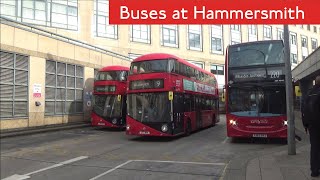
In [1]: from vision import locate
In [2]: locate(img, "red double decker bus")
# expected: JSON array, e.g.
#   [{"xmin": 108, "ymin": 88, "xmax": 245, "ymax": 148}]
[
  {"xmin": 225, "ymin": 40, "xmax": 287, "ymax": 139},
  {"xmin": 126, "ymin": 53, "xmax": 219, "ymax": 137},
  {"xmin": 91, "ymin": 66, "xmax": 129, "ymax": 128}
]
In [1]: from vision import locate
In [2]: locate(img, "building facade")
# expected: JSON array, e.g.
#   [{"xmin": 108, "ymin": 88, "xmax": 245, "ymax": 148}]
[{"xmin": 1, "ymin": 0, "xmax": 320, "ymax": 130}]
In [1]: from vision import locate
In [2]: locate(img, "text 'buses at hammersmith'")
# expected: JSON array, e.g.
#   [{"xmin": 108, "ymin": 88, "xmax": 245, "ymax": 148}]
[
  {"xmin": 91, "ymin": 66, "xmax": 129, "ymax": 128},
  {"xmin": 225, "ymin": 40, "xmax": 287, "ymax": 139},
  {"xmin": 126, "ymin": 53, "xmax": 219, "ymax": 137}
]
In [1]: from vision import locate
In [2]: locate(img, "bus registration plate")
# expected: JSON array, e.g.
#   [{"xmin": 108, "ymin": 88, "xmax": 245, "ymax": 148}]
[{"xmin": 253, "ymin": 134, "xmax": 267, "ymax": 138}]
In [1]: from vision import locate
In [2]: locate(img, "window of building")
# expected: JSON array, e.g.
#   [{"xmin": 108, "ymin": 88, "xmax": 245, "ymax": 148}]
[
  {"xmin": 277, "ymin": 28, "xmax": 284, "ymax": 40},
  {"xmin": 311, "ymin": 38, "xmax": 318, "ymax": 50},
  {"xmin": 314, "ymin": 26, "xmax": 318, "ymax": 33},
  {"xmin": 45, "ymin": 60, "xmax": 84, "ymax": 115},
  {"xmin": 290, "ymin": 33, "xmax": 297, "ymax": 45},
  {"xmin": 301, "ymin": 36, "xmax": 308, "ymax": 47},
  {"xmin": 211, "ymin": 25, "xmax": 223, "ymax": 53},
  {"xmin": 248, "ymin": 25, "xmax": 257, "ymax": 35},
  {"xmin": 161, "ymin": 25, "xmax": 178, "ymax": 48},
  {"xmin": 210, "ymin": 65, "xmax": 224, "ymax": 75},
  {"xmin": 187, "ymin": 25, "xmax": 202, "ymax": 51},
  {"xmin": 50, "ymin": 0, "xmax": 78, "ymax": 30},
  {"xmin": 307, "ymin": 25, "xmax": 310, "ymax": 31},
  {"xmin": 290, "ymin": 53, "xmax": 297, "ymax": 64},
  {"xmin": 263, "ymin": 25, "xmax": 272, "ymax": 39},
  {"xmin": 230, "ymin": 25, "xmax": 240, "ymax": 31},
  {"xmin": 248, "ymin": 25, "xmax": 258, "ymax": 42},
  {"xmin": 0, "ymin": 51, "xmax": 29, "ymax": 118},
  {"xmin": 1, "ymin": 0, "xmax": 79, "ymax": 30},
  {"xmin": 230, "ymin": 25, "xmax": 241, "ymax": 45},
  {"xmin": 21, "ymin": 0, "xmax": 47, "ymax": 25},
  {"xmin": 130, "ymin": 25, "xmax": 151, "ymax": 44},
  {"xmin": 93, "ymin": 0, "xmax": 117, "ymax": 39},
  {"xmin": 0, "ymin": 0, "xmax": 17, "ymax": 20}
]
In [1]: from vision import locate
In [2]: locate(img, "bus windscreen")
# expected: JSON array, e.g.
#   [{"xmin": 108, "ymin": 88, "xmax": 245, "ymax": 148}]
[
  {"xmin": 228, "ymin": 86, "xmax": 286, "ymax": 117},
  {"xmin": 127, "ymin": 92, "xmax": 171, "ymax": 123},
  {"xmin": 129, "ymin": 59, "xmax": 170, "ymax": 74}
]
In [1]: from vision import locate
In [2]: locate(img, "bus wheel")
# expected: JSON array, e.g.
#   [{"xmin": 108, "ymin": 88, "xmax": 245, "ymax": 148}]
[
  {"xmin": 211, "ymin": 116, "xmax": 216, "ymax": 127},
  {"xmin": 185, "ymin": 120, "xmax": 191, "ymax": 136}
]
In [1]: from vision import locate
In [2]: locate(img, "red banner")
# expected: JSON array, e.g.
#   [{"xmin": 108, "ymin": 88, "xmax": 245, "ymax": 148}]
[{"xmin": 109, "ymin": 0, "xmax": 319, "ymax": 24}]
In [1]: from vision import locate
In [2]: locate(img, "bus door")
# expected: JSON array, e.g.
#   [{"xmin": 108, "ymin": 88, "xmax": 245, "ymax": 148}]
[
  {"xmin": 195, "ymin": 96, "xmax": 202, "ymax": 129},
  {"xmin": 172, "ymin": 93, "xmax": 184, "ymax": 134}
]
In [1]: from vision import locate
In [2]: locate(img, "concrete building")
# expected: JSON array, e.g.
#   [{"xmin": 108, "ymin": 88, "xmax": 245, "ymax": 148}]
[{"xmin": 1, "ymin": 0, "xmax": 320, "ymax": 130}]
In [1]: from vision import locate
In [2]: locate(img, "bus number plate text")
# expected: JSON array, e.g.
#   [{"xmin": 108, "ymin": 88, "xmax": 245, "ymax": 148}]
[{"xmin": 253, "ymin": 134, "xmax": 267, "ymax": 138}]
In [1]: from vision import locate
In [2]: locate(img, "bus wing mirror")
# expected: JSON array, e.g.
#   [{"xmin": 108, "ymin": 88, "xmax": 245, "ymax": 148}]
[{"xmin": 222, "ymin": 87, "xmax": 226, "ymax": 102}]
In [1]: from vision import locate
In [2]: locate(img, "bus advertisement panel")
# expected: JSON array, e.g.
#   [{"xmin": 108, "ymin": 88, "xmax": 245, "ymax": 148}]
[
  {"xmin": 126, "ymin": 53, "xmax": 219, "ymax": 137},
  {"xmin": 91, "ymin": 66, "xmax": 129, "ymax": 128},
  {"xmin": 225, "ymin": 40, "xmax": 287, "ymax": 139}
]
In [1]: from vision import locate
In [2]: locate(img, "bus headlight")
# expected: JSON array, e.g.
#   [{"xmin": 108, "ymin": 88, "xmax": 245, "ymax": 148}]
[
  {"xmin": 283, "ymin": 120, "xmax": 288, "ymax": 126},
  {"xmin": 126, "ymin": 125, "xmax": 130, "ymax": 130},
  {"xmin": 229, "ymin": 120, "xmax": 237, "ymax": 126},
  {"xmin": 161, "ymin": 124, "xmax": 168, "ymax": 132},
  {"xmin": 112, "ymin": 118, "xmax": 117, "ymax": 124}
]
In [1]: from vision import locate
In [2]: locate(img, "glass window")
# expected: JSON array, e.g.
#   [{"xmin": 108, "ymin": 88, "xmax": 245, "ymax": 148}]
[
  {"xmin": 93, "ymin": 0, "xmax": 117, "ymax": 39},
  {"xmin": 230, "ymin": 25, "xmax": 241, "ymax": 44},
  {"xmin": 229, "ymin": 41, "xmax": 284, "ymax": 67},
  {"xmin": 230, "ymin": 25, "xmax": 240, "ymax": 31},
  {"xmin": 301, "ymin": 36, "xmax": 308, "ymax": 47},
  {"xmin": 161, "ymin": 25, "xmax": 178, "ymax": 47},
  {"xmin": 0, "ymin": 51, "xmax": 29, "ymax": 118},
  {"xmin": 210, "ymin": 65, "xmax": 224, "ymax": 75},
  {"xmin": 45, "ymin": 60, "xmax": 83, "ymax": 115},
  {"xmin": 290, "ymin": 53, "xmax": 297, "ymax": 64},
  {"xmin": 130, "ymin": 25, "xmax": 151, "ymax": 44},
  {"xmin": 188, "ymin": 60, "xmax": 204, "ymax": 69},
  {"xmin": 187, "ymin": 25, "xmax": 202, "ymax": 51},
  {"xmin": 290, "ymin": 33, "xmax": 297, "ymax": 45},
  {"xmin": 130, "ymin": 59, "xmax": 169, "ymax": 75},
  {"xmin": 51, "ymin": 0, "xmax": 78, "ymax": 30},
  {"xmin": 211, "ymin": 25, "xmax": 223, "ymax": 53},
  {"xmin": 311, "ymin": 38, "xmax": 318, "ymax": 50},
  {"xmin": 263, "ymin": 25, "xmax": 272, "ymax": 39},
  {"xmin": 277, "ymin": 28, "xmax": 284, "ymax": 40},
  {"xmin": 0, "ymin": 0, "xmax": 17, "ymax": 19}
]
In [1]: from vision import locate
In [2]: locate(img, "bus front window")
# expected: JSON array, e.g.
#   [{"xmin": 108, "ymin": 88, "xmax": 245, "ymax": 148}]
[
  {"xmin": 130, "ymin": 60, "xmax": 169, "ymax": 75},
  {"xmin": 127, "ymin": 93, "xmax": 170, "ymax": 123},
  {"xmin": 229, "ymin": 87, "xmax": 286, "ymax": 117},
  {"xmin": 93, "ymin": 95, "xmax": 122, "ymax": 118}
]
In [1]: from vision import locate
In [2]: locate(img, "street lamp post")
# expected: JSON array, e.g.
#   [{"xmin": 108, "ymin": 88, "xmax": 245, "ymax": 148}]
[{"xmin": 283, "ymin": 24, "xmax": 296, "ymax": 155}]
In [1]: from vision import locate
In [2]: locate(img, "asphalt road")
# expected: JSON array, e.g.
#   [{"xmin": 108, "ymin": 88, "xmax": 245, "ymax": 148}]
[{"xmin": 0, "ymin": 115, "xmax": 287, "ymax": 180}]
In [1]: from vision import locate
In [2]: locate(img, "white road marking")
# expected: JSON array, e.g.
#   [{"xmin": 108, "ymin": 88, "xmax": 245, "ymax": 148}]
[
  {"xmin": 222, "ymin": 137, "xmax": 229, "ymax": 144},
  {"xmin": 89, "ymin": 160, "xmax": 133, "ymax": 180},
  {"xmin": 89, "ymin": 159, "xmax": 226, "ymax": 180},
  {"xmin": 2, "ymin": 174, "xmax": 30, "ymax": 180},
  {"xmin": 133, "ymin": 159, "xmax": 226, "ymax": 166},
  {"xmin": 2, "ymin": 156, "xmax": 88, "ymax": 180}
]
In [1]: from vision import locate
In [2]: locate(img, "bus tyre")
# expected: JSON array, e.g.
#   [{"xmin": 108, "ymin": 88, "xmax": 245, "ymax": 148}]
[
  {"xmin": 211, "ymin": 116, "xmax": 216, "ymax": 127},
  {"xmin": 185, "ymin": 121, "xmax": 191, "ymax": 136}
]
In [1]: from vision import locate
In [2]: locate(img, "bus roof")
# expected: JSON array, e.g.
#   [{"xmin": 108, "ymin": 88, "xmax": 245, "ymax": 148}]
[
  {"xmin": 99, "ymin": 65, "xmax": 130, "ymax": 72},
  {"xmin": 133, "ymin": 53, "xmax": 215, "ymax": 78},
  {"xmin": 227, "ymin": 40, "xmax": 284, "ymax": 49}
]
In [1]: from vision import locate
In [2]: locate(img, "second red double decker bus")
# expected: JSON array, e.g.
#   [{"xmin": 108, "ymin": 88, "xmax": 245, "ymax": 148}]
[
  {"xmin": 225, "ymin": 40, "xmax": 287, "ymax": 139},
  {"xmin": 126, "ymin": 53, "xmax": 219, "ymax": 137},
  {"xmin": 91, "ymin": 66, "xmax": 129, "ymax": 128}
]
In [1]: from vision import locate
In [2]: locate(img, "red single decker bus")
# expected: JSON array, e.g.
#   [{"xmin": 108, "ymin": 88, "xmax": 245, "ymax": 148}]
[
  {"xmin": 91, "ymin": 66, "xmax": 129, "ymax": 128},
  {"xmin": 225, "ymin": 40, "xmax": 287, "ymax": 139},
  {"xmin": 126, "ymin": 53, "xmax": 219, "ymax": 137}
]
